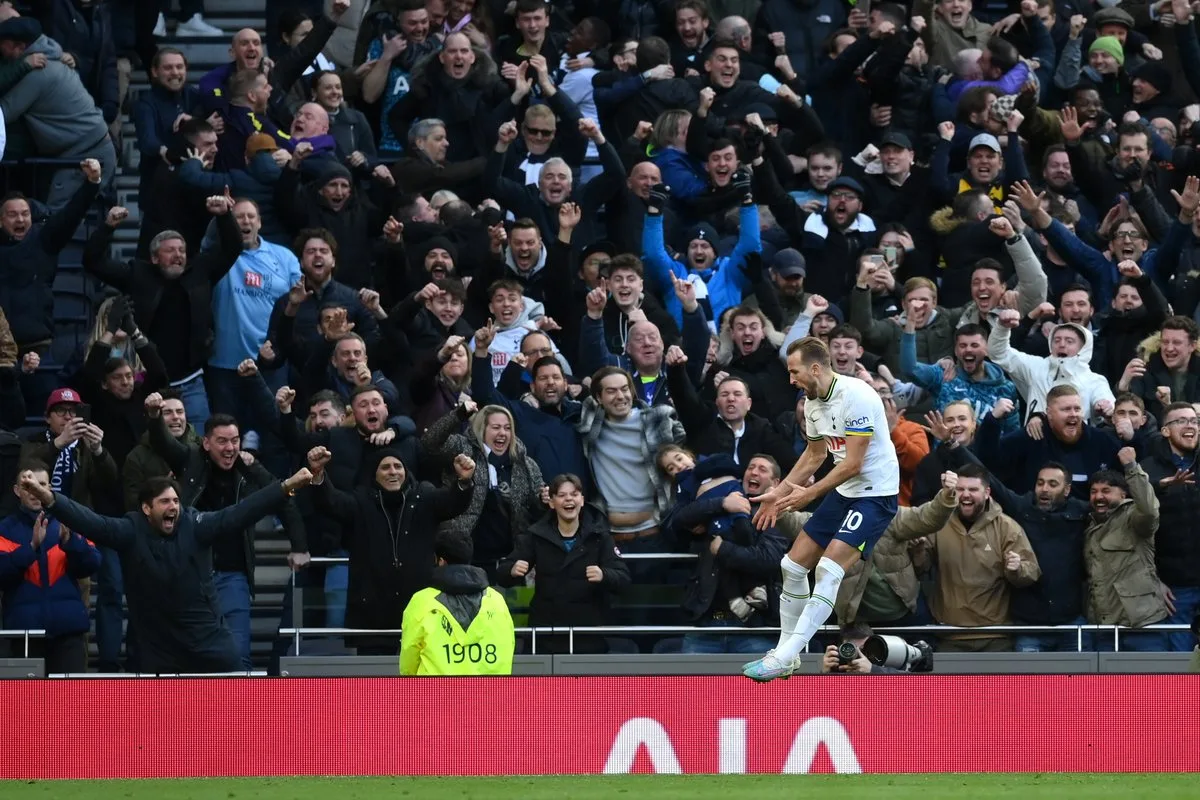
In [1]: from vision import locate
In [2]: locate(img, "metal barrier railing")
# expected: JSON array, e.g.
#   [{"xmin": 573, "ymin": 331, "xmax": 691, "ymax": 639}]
[
  {"xmin": 278, "ymin": 623, "xmax": 1194, "ymax": 657},
  {"xmin": 0, "ymin": 629, "xmax": 45, "ymax": 658}
]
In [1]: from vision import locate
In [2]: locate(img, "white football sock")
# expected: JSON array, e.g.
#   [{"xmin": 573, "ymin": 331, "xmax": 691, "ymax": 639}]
[
  {"xmin": 776, "ymin": 556, "xmax": 810, "ymax": 649},
  {"xmin": 775, "ymin": 556, "xmax": 845, "ymax": 662}
]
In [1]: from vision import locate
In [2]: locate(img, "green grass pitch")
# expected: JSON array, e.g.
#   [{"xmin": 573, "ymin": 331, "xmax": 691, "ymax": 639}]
[{"xmin": 5, "ymin": 774, "xmax": 1196, "ymax": 799}]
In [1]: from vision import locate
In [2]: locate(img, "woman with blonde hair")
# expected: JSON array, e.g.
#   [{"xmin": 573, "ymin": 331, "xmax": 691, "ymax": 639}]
[
  {"xmin": 420, "ymin": 399, "xmax": 545, "ymax": 583},
  {"xmin": 85, "ymin": 296, "xmax": 144, "ymax": 376}
]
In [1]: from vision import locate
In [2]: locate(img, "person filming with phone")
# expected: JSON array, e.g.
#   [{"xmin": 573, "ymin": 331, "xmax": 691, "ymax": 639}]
[{"xmin": 18, "ymin": 388, "xmax": 118, "ymax": 517}]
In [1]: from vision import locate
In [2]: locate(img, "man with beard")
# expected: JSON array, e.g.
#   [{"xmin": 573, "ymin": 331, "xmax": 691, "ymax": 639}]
[
  {"xmin": 754, "ymin": 159, "xmax": 878, "ymax": 305},
  {"xmin": 19, "ymin": 466, "xmax": 316, "ymax": 673},
  {"xmin": 1129, "ymin": 317, "xmax": 1200, "ymax": 421},
  {"xmin": 989, "ymin": 308, "xmax": 1114, "ymax": 424},
  {"xmin": 473, "ymin": 353, "xmax": 589, "ymax": 487},
  {"xmin": 891, "ymin": 463, "xmax": 1038, "ymax": 652},
  {"xmin": 1140, "ymin": 402, "xmax": 1200, "ymax": 650},
  {"xmin": 921, "ymin": 0, "xmax": 991, "ymax": 72},
  {"xmin": 668, "ymin": 0, "xmax": 711, "ymax": 76},
  {"xmin": 957, "ymin": 454, "xmax": 1089, "ymax": 651},
  {"xmin": 666, "ymin": 454, "xmax": 789, "ymax": 654},
  {"xmin": 266, "ymin": 228, "xmax": 382, "ymax": 370},
  {"xmin": 277, "ymin": 383, "xmax": 417, "ymax": 491},
  {"xmin": 666, "ymin": 346, "xmax": 796, "ymax": 470},
  {"xmin": 132, "ymin": 47, "xmax": 206, "ymax": 206},
  {"xmin": 486, "ymin": 118, "xmax": 623, "ymax": 244},
  {"xmin": 932, "ymin": 123, "xmax": 1028, "ymax": 209},
  {"xmin": 901, "ymin": 322, "xmax": 1020, "ymax": 433},
  {"xmin": 84, "ymin": 192, "xmax": 243, "ymax": 430},
  {"xmin": 145, "ymin": 396, "xmax": 308, "ymax": 670},
  {"xmin": 276, "ymin": 146, "xmax": 393, "ymax": 289},
  {"xmin": 1083, "ymin": 448, "xmax": 1169, "ymax": 651},
  {"xmin": 977, "ymin": 387, "xmax": 1127, "ymax": 501},
  {"xmin": 576, "ymin": 366, "xmax": 684, "ymax": 561},
  {"xmin": 705, "ymin": 305, "xmax": 791, "ymax": 422},
  {"xmin": 1039, "ymin": 145, "xmax": 1097, "ymax": 234}
]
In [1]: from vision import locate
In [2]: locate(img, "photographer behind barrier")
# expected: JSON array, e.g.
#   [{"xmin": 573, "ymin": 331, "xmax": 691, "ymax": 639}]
[{"xmin": 821, "ymin": 622, "xmax": 933, "ymax": 674}]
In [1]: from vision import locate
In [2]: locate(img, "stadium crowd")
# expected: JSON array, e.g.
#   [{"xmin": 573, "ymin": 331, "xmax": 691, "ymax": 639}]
[{"xmin": 2, "ymin": 0, "xmax": 1200, "ymax": 673}]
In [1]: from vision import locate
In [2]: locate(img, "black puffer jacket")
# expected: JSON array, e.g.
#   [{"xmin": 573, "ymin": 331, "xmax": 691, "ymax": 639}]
[
  {"xmin": 312, "ymin": 457, "xmax": 472, "ymax": 633},
  {"xmin": 498, "ymin": 507, "xmax": 630, "ymax": 632},
  {"xmin": 1140, "ymin": 436, "xmax": 1200, "ymax": 588}
]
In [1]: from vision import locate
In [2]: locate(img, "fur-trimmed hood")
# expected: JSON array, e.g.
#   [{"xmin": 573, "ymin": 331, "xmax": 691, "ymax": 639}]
[
  {"xmin": 1137, "ymin": 331, "xmax": 1200, "ymax": 360},
  {"xmin": 715, "ymin": 308, "xmax": 785, "ymax": 367},
  {"xmin": 929, "ymin": 206, "xmax": 962, "ymax": 235}
]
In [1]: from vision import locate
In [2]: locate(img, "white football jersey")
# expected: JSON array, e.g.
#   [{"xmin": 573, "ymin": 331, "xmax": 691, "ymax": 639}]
[{"xmin": 804, "ymin": 375, "xmax": 900, "ymax": 498}]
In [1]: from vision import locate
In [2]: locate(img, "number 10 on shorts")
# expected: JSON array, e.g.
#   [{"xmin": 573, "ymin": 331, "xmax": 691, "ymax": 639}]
[{"xmin": 838, "ymin": 510, "xmax": 863, "ymax": 534}]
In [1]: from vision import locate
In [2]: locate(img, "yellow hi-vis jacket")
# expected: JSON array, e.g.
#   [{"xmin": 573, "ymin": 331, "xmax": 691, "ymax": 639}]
[{"xmin": 399, "ymin": 584, "xmax": 515, "ymax": 676}]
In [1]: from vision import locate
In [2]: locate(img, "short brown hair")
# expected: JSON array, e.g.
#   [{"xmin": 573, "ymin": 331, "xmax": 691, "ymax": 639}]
[
  {"xmin": 903, "ymin": 277, "xmax": 937, "ymax": 299},
  {"xmin": 828, "ymin": 324, "xmax": 862, "ymax": 345},
  {"xmin": 1046, "ymin": 384, "xmax": 1080, "ymax": 404},
  {"xmin": 590, "ymin": 366, "xmax": 636, "ymax": 400},
  {"xmin": 1161, "ymin": 315, "xmax": 1200, "ymax": 342},
  {"xmin": 1161, "ymin": 401, "xmax": 1196, "ymax": 422},
  {"xmin": 487, "ymin": 279, "xmax": 525, "ymax": 299},
  {"xmin": 1114, "ymin": 391, "xmax": 1145, "ymax": 411},
  {"xmin": 786, "ymin": 336, "xmax": 831, "ymax": 366},
  {"xmin": 606, "ymin": 253, "xmax": 644, "ymax": 278},
  {"xmin": 294, "ymin": 227, "xmax": 338, "ymax": 259}
]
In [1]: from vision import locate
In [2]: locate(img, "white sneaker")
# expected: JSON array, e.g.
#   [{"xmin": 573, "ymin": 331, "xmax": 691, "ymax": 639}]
[
  {"xmin": 153, "ymin": 12, "xmax": 167, "ymax": 38},
  {"xmin": 175, "ymin": 13, "xmax": 223, "ymax": 36}
]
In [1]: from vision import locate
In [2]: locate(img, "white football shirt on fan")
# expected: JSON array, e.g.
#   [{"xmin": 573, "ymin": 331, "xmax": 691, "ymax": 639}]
[{"xmin": 804, "ymin": 374, "xmax": 900, "ymax": 498}]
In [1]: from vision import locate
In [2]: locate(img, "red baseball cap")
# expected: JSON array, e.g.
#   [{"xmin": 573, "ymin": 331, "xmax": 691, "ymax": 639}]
[{"xmin": 45, "ymin": 387, "xmax": 83, "ymax": 413}]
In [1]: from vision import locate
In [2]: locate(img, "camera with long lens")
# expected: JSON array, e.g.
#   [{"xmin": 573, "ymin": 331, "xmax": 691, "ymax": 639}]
[
  {"xmin": 836, "ymin": 641, "xmax": 861, "ymax": 666},
  {"xmin": 861, "ymin": 635, "xmax": 934, "ymax": 673}
]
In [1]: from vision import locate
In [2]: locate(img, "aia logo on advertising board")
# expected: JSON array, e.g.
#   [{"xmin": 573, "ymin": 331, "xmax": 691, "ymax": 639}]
[{"xmin": 603, "ymin": 716, "xmax": 860, "ymax": 774}]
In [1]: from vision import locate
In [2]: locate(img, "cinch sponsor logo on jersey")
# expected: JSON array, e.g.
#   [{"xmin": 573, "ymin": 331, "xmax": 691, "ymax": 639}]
[
  {"xmin": 244, "ymin": 271, "xmax": 263, "ymax": 289},
  {"xmin": 847, "ymin": 416, "xmax": 871, "ymax": 428}
]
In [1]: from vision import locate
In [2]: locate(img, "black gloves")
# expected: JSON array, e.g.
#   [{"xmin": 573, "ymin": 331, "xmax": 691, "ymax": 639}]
[
  {"xmin": 647, "ymin": 182, "xmax": 671, "ymax": 212},
  {"xmin": 732, "ymin": 167, "xmax": 753, "ymax": 203},
  {"xmin": 106, "ymin": 295, "xmax": 126, "ymax": 334},
  {"xmin": 120, "ymin": 296, "xmax": 137, "ymax": 335},
  {"xmin": 739, "ymin": 252, "xmax": 764, "ymax": 283}
]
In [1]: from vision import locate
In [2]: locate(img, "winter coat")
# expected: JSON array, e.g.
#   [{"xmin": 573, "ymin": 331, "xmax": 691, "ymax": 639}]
[
  {"xmin": 575, "ymin": 397, "xmax": 684, "ymax": 521},
  {"xmin": 388, "ymin": 50, "xmax": 510, "ymax": 163},
  {"xmin": 911, "ymin": 442, "xmax": 981, "ymax": 506},
  {"xmin": 122, "ymin": 427, "xmax": 202, "ymax": 512},
  {"xmin": 1089, "ymin": 274, "xmax": 1170, "ymax": 386},
  {"xmin": 83, "ymin": 214, "xmax": 244, "ymax": 381},
  {"xmin": 39, "ymin": 0, "xmax": 119, "ymax": 122},
  {"xmin": 311, "ymin": 471, "xmax": 472, "ymax": 632},
  {"xmin": 0, "ymin": 508, "xmax": 100, "ymax": 637},
  {"xmin": 148, "ymin": 416, "xmax": 307, "ymax": 591},
  {"xmin": 752, "ymin": 0, "xmax": 847, "ymax": 83},
  {"xmin": 892, "ymin": 498, "xmax": 1040, "ymax": 628},
  {"xmin": 975, "ymin": 412, "xmax": 1125, "ymax": 500},
  {"xmin": 46, "ymin": 484, "xmax": 294, "ymax": 673},
  {"xmin": 0, "ymin": 180, "xmax": 98, "ymax": 346},
  {"xmin": 852, "ymin": 292, "xmax": 956, "ymax": 375},
  {"xmin": 712, "ymin": 333, "xmax": 794, "ymax": 424},
  {"xmin": 1131, "ymin": 334, "xmax": 1200, "ymax": 422},
  {"xmin": 892, "ymin": 418, "xmax": 931, "ymax": 507},
  {"xmin": 20, "ymin": 433, "xmax": 119, "ymax": 511},
  {"xmin": 837, "ymin": 487, "xmax": 957, "ymax": 622},
  {"xmin": 132, "ymin": 82, "xmax": 205, "ymax": 188},
  {"xmin": 1084, "ymin": 462, "xmax": 1170, "ymax": 627},
  {"xmin": 988, "ymin": 321, "xmax": 1115, "ymax": 423},
  {"xmin": 667, "ymin": 494, "xmax": 789, "ymax": 624},
  {"xmin": 498, "ymin": 508, "xmax": 630, "ymax": 633},
  {"xmin": 1140, "ymin": 437, "xmax": 1200, "ymax": 588},
  {"xmin": 471, "ymin": 360, "xmax": 589, "ymax": 487},
  {"xmin": 176, "ymin": 154, "xmax": 287, "ymax": 245},
  {"xmin": 964, "ymin": 449, "xmax": 1090, "ymax": 624},
  {"xmin": 667, "ymin": 362, "xmax": 796, "ymax": 471},
  {"xmin": 419, "ymin": 405, "xmax": 546, "ymax": 542},
  {"xmin": 900, "ymin": 333, "xmax": 1021, "ymax": 435},
  {"xmin": 642, "ymin": 205, "xmax": 760, "ymax": 326}
]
